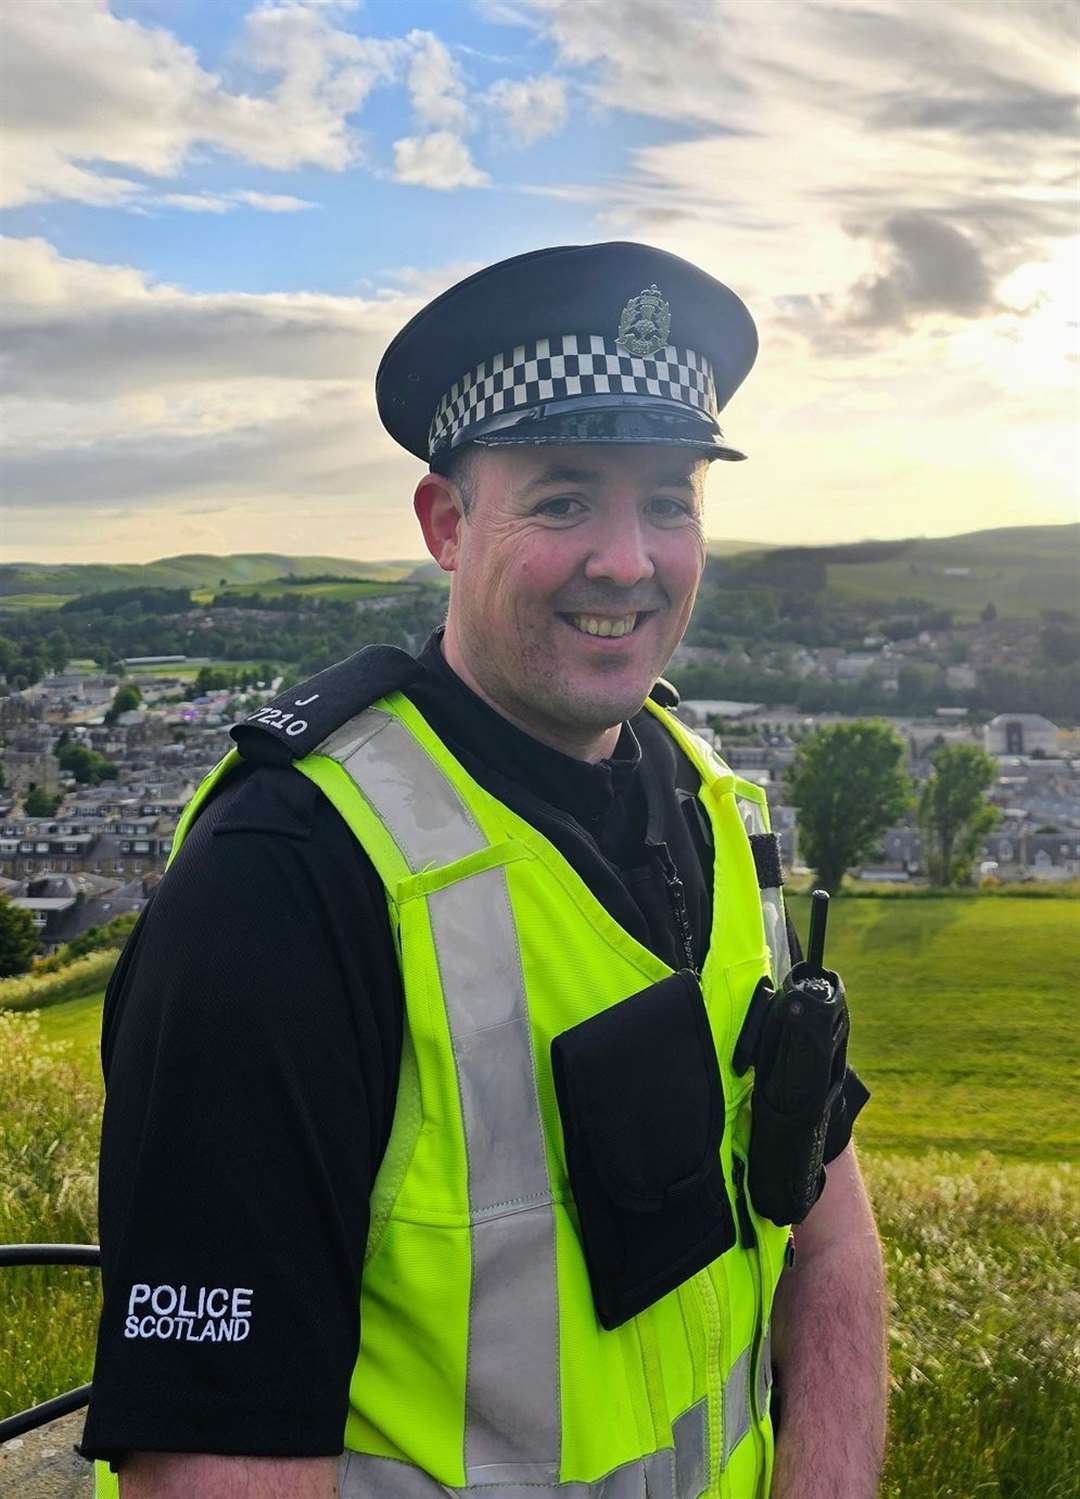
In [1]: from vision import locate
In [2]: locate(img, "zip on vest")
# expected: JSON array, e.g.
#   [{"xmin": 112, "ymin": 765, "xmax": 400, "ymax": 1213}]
[{"xmin": 651, "ymin": 840, "xmax": 698, "ymax": 974}]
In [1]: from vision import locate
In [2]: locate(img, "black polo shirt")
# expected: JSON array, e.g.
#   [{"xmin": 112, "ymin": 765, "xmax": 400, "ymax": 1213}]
[{"xmin": 81, "ymin": 634, "xmax": 866, "ymax": 1464}]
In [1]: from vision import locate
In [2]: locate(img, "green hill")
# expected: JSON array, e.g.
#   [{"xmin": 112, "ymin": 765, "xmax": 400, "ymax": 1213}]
[
  {"xmin": 820, "ymin": 524, "xmax": 1079, "ymax": 620},
  {"xmin": 723, "ymin": 523, "xmax": 1078, "ymax": 621},
  {"xmin": 3, "ymin": 523, "xmax": 1075, "ymax": 618},
  {"xmin": 0, "ymin": 553, "xmax": 419, "ymax": 606}
]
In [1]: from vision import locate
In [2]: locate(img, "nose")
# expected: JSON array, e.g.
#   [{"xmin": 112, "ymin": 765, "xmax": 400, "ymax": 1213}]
[{"xmin": 583, "ymin": 513, "xmax": 656, "ymax": 589}]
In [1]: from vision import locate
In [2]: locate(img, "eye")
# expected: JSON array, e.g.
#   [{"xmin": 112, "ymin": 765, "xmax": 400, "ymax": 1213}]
[
  {"xmin": 534, "ymin": 495, "xmax": 585, "ymax": 518},
  {"xmin": 647, "ymin": 495, "xmax": 694, "ymax": 519}
]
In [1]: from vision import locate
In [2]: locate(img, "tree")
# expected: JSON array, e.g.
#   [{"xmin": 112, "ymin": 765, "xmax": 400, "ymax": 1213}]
[
  {"xmin": 56, "ymin": 739, "xmax": 117, "ymax": 785},
  {"xmin": 918, "ymin": 743, "xmax": 1001, "ymax": 887},
  {"xmin": 0, "ymin": 895, "xmax": 40, "ymax": 977},
  {"xmin": 45, "ymin": 627, "xmax": 71, "ymax": 675},
  {"xmin": 193, "ymin": 666, "xmax": 233, "ymax": 695},
  {"xmin": 980, "ymin": 601, "xmax": 997, "ymax": 623},
  {"xmin": 24, "ymin": 785, "xmax": 62, "ymax": 817},
  {"xmin": 786, "ymin": 720, "xmax": 912, "ymax": 892},
  {"xmin": 105, "ymin": 682, "xmax": 142, "ymax": 723}
]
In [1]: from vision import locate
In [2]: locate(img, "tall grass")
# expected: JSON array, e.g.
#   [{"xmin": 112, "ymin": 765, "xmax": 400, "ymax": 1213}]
[
  {"xmin": 866, "ymin": 1152, "xmax": 1079, "ymax": 1498},
  {"xmin": 0, "ymin": 949, "xmax": 118, "ymax": 1013},
  {"xmin": 3, "ymin": 914, "xmax": 1078, "ymax": 1497},
  {"xmin": 0, "ymin": 1009, "xmax": 102, "ymax": 1419}
]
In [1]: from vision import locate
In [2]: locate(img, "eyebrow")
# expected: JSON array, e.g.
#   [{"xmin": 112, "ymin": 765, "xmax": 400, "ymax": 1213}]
[{"xmin": 520, "ymin": 463, "xmax": 698, "ymax": 495}]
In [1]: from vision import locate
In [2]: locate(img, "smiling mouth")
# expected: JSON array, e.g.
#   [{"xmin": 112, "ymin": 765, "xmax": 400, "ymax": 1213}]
[{"xmin": 561, "ymin": 611, "xmax": 649, "ymax": 638}]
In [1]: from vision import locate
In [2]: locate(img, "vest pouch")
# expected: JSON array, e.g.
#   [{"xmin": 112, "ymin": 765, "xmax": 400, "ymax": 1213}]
[{"xmin": 551, "ymin": 970, "xmax": 736, "ymax": 1331}]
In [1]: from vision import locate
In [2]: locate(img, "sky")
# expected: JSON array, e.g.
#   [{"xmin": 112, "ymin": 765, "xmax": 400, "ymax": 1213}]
[{"xmin": 1, "ymin": 0, "xmax": 1078, "ymax": 565}]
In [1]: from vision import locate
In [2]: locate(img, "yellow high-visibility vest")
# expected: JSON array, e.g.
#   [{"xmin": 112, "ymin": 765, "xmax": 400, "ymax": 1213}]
[{"xmin": 98, "ymin": 689, "xmax": 791, "ymax": 1499}]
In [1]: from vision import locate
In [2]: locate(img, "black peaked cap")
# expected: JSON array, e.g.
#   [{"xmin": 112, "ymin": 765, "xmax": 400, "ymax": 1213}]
[{"xmin": 376, "ymin": 241, "xmax": 758, "ymax": 464}]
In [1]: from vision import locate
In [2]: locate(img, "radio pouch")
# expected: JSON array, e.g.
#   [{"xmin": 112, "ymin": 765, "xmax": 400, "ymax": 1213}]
[{"xmin": 551, "ymin": 969, "xmax": 736, "ymax": 1330}]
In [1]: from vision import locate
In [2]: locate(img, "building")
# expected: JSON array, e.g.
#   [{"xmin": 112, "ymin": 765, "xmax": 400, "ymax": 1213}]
[
  {"xmin": 1, "ymin": 750, "xmax": 62, "ymax": 796},
  {"xmin": 7, "ymin": 871, "xmax": 156, "ymax": 951},
  {"xmin": 984, "ymin": 714, "xmax": 1059, "ymax": 757},
  {"xmin": 983, "ymin": 829, "xmax": 1080, "ymax": 882}
]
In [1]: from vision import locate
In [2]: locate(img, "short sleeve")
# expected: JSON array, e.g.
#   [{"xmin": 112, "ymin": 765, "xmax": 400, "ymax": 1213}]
[{"xmin": 80, "ymin": 764, "xmax": 403, "ymax": 1464}]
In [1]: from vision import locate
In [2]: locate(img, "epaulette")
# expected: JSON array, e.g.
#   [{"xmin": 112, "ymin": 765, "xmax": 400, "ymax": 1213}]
[
  {"xmin": 648, "ymin": 676, "xmax": 680, "ymax": 709},
  {"xmin": 230, "ymin": 645, "xmax": 422, "ymax": 765}
]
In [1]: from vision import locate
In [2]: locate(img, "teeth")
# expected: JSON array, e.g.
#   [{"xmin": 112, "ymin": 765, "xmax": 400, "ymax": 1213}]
[{"xmin": 570, "ymin": 614, "xmax": 637, "ymax": 637}]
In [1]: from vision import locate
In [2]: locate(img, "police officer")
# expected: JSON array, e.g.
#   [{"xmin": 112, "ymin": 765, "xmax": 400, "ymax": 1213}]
[{"xmin": 81, "ymin": 243, "xmax": 887, "ymax": 1498}]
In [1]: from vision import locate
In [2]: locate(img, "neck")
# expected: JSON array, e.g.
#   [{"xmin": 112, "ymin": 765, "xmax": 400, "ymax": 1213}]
[{"xmin": 440, "ymin": 632, "xmax": 621, "ymax": 763}]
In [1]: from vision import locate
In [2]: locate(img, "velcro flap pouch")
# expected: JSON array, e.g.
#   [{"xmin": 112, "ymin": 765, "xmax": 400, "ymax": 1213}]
[{"xmin": 551, "ymin": 969, "xmax": 736, "ymax": 1330}]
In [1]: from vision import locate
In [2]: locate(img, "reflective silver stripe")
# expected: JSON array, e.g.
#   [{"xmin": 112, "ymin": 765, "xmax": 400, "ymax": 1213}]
[
  {"xmin": 721, "ymin": 1346, "xmax": 752, "ymax": 1468},
  {"xmin": 322, "ymin": 710, "xmax": 560, "ymax": 1482},
  {"xmin": 755, "ymin": 1320, "xmax": 773, "ymax": 1420},
  {"xmin": 673, "ymin": 1396, "xmax": 708, "ymax": 1497},
  {"xmin": 760, "ymin": 886, "xmax": 792, "ymax": 985},
  {"xmin": 323, "ymin": 709, "xmax": 487, "ymax": 869},
  {"xmin": 338, "ymin": 1397, "xmax": 708, "ymax": 1497},
  {"xmin": 736, "ymin": 793, "xmax": 790, "ymax": 984}
]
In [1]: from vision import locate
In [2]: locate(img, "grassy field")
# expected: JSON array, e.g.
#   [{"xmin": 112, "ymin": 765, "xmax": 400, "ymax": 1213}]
[
  {"xmin": 3, "ymin": 896, "xmax": 1078, "ymax": 1494},
  {"xmin": 33, "ymin": 988, "xmax": 107, "ymax": 1052},
  {"xmin": 0, "ymin": 1010, "xmax": 102, "ymax": 1424},
  {"xmin": 786, "ymin": 893, "xmax": 1079, "ymax": 1160},
  {"xmin": 0, "ymin": 592, "xmax": 78, "ymax": 611},
  {"xmin": 192, "ymin": 578, "xmax": 411, "ymax": 605},
  {"xmin": 122, "ymin": 658, "xmax": 280, "ymax": 681},
  {"xmin": 822, "ymin": 524, "xmax": 1080, "ymax": 621},
  {"xmin": 869, "ymin": 1152, "xmax": 1077, "ymax": 1498}
]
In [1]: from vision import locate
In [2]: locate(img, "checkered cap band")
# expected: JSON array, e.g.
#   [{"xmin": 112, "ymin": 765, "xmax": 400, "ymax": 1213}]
[{"xmin": 428, "ymin": 334, "xmax": 718, "ymax": 456}]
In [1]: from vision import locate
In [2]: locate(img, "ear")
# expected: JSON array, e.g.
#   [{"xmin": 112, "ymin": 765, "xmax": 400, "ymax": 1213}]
[{"xmin": 415, "ymin": 472, "xmax": 465, "ymax": 573}]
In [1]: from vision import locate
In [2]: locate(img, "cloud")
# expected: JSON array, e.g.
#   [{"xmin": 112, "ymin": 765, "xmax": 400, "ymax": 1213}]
[
  {"xmin": 392, "ymin": 132, "xmax": 490, "ymax": 190},
  {"xmin": 0, "ymin": 0, "xmax": 404, "ymax": 208},
  {"xmin": 493, "ymin": 0, "xmax": 751, "ymax": 126},
  {"xmin": 494, "ymin": 0, "xmax": 1076, "ymax": 354},
  {"xmin": 486, "ymin": 74, "xmax": 568, "ymax": 144},
  {"xmin": 152, "ymin": 190, "xmax": 315, "ymax": 214},
  {"xmin": 0, "ymin": 234, "xmax": 450, "ymax": 557},
  {"xmin": 231, "ymin": 189, "xmax": 314, "ymax": 212},
  {"xmin": 0, "ymin": 237, "xmax": 401, "ymax": 398},
  {"xmin": 845, "ymin": 213, "xmax": 996, "ymax": 328},
  {"xmin": 404, "ymin": 29, "xmax": 470, "ymax": 131}
]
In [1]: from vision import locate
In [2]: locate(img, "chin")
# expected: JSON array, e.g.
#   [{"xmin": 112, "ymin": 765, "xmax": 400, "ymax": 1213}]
[{"xmin": 560, "ymin": 682, "xmax": 652, "ymax": 731}]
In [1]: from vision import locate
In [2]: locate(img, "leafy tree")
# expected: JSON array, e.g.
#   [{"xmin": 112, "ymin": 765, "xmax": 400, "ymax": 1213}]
[
  {"xmin": 786, "ymin": 720, "xmax": 912, "ymax": 892},
  {"xmin": 45, "ymin": 627, "xmax": 71, "ymax": 674},
  {"xmin": 918, "ymin": 743, "xmax": 1001, "ymax": 887},
  {"xmin": 0, "ymin": 894, "xmax": 40, "ymax": 977},
  {"xmin": 193, "ymin": 666, "xmax": 233, "ymax": 695},
  {"xmin": 24, "ymin": 785, "xmax": 62, "ymax": 817},
  {"xmin": 56, "ymin": 740, "xmax": 117, "ymax": 785},
  {"xmin": 1041, "ymin": 623, "xmax": 1080, "ymax": 667},
  {"xmin": 105, "ymin": 682, "xmax": 142, "ymax": 722}
]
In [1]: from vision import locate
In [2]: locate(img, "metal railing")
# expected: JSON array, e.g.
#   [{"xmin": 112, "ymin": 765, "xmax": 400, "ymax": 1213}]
[{"xmin": 0, "ymin": 1243, "xmax": 100, "ymax": 1443}]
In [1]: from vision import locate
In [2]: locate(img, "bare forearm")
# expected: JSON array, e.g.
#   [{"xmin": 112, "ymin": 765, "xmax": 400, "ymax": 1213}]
[
  {"xmin": 769, "ymin": 1149, "xmax": 888, "ymax": 1499},
  {"xmin": 119, "ymin": 1452, "xmax": 339, "ymax": 1498}
]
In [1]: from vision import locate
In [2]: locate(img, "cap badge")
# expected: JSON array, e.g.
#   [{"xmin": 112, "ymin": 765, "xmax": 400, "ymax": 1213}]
[{"xmin": 616, "ymin": 284, "xmax": 671, "ymax": 357}]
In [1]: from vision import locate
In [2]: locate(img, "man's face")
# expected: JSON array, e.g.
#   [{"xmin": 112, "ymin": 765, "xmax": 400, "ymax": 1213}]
[{"xmin": 441, "ymin": 443, "xmax": 709, "ymax": 749}]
